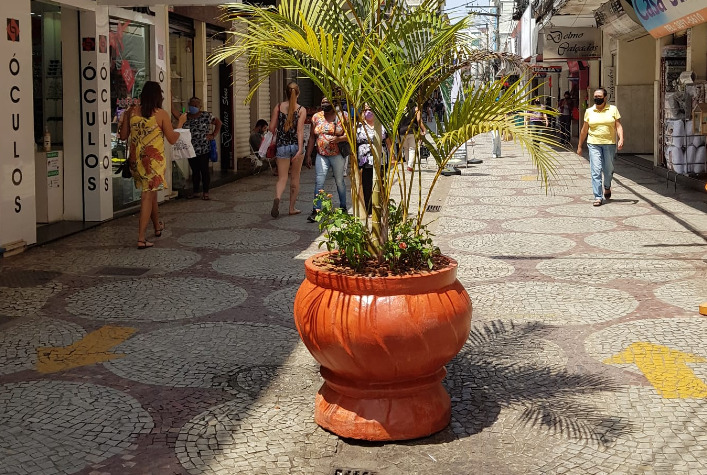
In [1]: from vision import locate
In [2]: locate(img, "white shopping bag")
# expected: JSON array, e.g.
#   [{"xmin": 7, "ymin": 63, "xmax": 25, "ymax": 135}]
[
  {"xmin": 172, "ymin": 129, "xmax": 196, "ymax": 160},
  {"xmin": 258, "ymin": 131, "xmax": 275, "ymax": 158}
]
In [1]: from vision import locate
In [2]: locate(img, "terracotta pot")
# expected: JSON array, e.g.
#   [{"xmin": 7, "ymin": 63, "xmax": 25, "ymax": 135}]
[{"xmin": 294, "ymin": 253, "xmax": 472, "ymax": 441}]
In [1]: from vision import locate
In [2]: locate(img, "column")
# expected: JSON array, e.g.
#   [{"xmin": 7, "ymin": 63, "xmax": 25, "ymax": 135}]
[
  {"xmin": 0, "ymin": 1, "xmax": 37, "ymax": 249},
  {"xmin": 79, "ymin": 6, "xmax": 112, "ymax": 221}
]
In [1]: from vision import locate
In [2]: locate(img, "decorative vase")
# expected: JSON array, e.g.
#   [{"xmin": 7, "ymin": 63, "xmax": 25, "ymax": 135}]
[{"xmin": 294, "ymin": 253, "xmax": 472, "ymax": 441}]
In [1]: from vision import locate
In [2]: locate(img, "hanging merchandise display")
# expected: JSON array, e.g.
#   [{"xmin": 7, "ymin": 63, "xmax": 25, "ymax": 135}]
[{"xmin": 660, "ymin": 44, "xmax": 707, "ymax": 177}]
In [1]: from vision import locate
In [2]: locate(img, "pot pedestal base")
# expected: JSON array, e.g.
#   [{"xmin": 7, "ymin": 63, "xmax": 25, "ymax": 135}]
[{"xmin": 314, "ymin": 368, "xmax": 451, "ymax": 441}]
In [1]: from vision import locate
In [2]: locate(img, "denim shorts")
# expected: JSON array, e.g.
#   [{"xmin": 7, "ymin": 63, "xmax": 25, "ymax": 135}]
[{"xmin": 276, "ymin": 144, "xmax": 299, "ymax": 159}]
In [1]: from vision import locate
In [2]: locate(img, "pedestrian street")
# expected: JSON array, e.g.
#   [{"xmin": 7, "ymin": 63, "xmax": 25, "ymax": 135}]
[{"xmin": 1, "ymin": 135, "xmax": 707, "ymax": 475}]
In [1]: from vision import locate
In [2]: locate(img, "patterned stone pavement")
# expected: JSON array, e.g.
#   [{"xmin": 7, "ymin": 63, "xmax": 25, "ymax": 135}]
[{"xmin": 2, "ymin": 134, "xmax": 707, "ymax": 475}]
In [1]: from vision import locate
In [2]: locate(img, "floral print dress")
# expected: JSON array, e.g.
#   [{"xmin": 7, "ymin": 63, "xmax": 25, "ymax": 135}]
[{"xmin": 129, "ymin": 115, "xmax": 166, "ymax": 191}]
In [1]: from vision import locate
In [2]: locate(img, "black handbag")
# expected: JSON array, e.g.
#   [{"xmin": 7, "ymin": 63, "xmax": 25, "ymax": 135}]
[
  {"xmin": 119, "ymin": 160, "xmax": 132, "ymax": 178},
  {"xmin": 338, "ymin": 139, "xmax": 351, "ymax": 158}
]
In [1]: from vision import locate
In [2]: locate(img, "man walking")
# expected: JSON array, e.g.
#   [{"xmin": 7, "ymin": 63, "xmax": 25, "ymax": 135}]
[{"xmin": 577, "ymin": 88, "xmax": 624, "ymax": 206}]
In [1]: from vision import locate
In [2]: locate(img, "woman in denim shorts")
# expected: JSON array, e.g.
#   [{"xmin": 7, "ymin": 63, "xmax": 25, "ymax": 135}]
[{"xmin": 268, "ymin": 82, "xmax": 306, "ymax": 218}]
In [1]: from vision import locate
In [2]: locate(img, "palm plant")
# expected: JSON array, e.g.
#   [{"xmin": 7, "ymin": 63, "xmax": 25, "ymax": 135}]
[{"xmin": 211, "ymin": 0, "xmax": 561, "ymax": 270}]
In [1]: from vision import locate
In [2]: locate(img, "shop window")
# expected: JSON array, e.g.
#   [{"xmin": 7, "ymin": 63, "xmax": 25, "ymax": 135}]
[
  {"xmin": 31, "ymin": 1, "xmax": 63, "ymax": 149},
  {"xmin": 110, "ymin": 18, "xmax": 150, "ymax": 210}
]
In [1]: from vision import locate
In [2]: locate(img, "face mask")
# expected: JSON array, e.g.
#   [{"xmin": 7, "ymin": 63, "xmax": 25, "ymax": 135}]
[
  {"xmin": 363, "ymin": 110, "xmax": 374, "ymax": 121},
  {"xmin": 593, "ymin": 97, "xmax": 604, "ymax": 106},
  {"xmin": 188, "ymin": 106, "xmax": 200, "ymax": 114},
  {"xmin": 322, "ymin": 104, "xmax": 333, "ymax": 112}
]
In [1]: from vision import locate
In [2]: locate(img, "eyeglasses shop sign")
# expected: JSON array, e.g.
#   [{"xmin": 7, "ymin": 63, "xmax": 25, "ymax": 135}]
[{"xmin": 542, "ymin": 28, "xmax": 601, "ymax": 61}]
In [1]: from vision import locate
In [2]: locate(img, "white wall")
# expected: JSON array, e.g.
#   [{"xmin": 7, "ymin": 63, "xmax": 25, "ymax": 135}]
[
  {"xmin": 0, "ymin": 2, "xmax": 37, "ymax": 247},
  {"xmin": 615, "ymin": 34, "xmax": 655, "ymax": 155}
]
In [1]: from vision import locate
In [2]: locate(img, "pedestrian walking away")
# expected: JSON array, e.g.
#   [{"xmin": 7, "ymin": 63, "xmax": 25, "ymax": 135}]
[
  {"xmin": 119, "ymin": 81, "xmax": 185, "ymax": 249},
  {"xmin": 399, "ymin": 103, "xmax": 426, "ymax": 172},
  {"xmin": 356, "ymin": 103, "xmax": 392, "ymax": 216},
  {"xmin": 306, "ymin": 97, "xmax": 349, "ymax": 222},
  {"xmin": 558, "ymin": 91, "xmax": 574, "ymax": 146},
  {"xmin": 576, "ymin": 87, "xmax": 624, "ymax": 207},
  {"xmin": 269, "ymin": 82, "xmax": 306, "ymax": 218},
  {"xmin": 183, "ymin": 97, "xmax": 222, "ymax": 201},
  {"xmin": 525, "ymin": 98, "xmax": 548, "ymax": 144}
]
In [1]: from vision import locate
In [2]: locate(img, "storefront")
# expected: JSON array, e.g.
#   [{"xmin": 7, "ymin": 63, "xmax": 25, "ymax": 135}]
[
  {"xmin": 0, "ymin": 0, "xmax": 169, "ymax": 253},
  {"xmin": 632, "ymin": 2, "xmax": 707, "ymax": 178}
]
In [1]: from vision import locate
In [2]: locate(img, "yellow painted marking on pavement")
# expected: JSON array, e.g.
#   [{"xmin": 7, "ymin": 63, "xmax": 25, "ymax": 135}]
[
  {"xmin": 36, "ymin": 326, "xmax": 136, "ymax": 373},
  {"xmin": 520, "ymin": 175, "xmax": 538, "ymax": 181},
  {"xmin": 604, "ymin": 342, "xmax": 707, "ymax": 399}
]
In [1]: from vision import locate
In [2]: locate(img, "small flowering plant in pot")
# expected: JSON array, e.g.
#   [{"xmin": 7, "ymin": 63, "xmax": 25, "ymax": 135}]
[
  {"xmin": 214, "ymin": 0, "xmax": 560, "ymax": 441},
  {"xmin": 313, "ymin": 190, "xmax": 440, "ymax": 276}
]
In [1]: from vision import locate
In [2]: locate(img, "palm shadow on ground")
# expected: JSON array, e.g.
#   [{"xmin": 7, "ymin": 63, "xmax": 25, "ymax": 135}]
[{"xmin": 347, "ymin": 319, "xmax": 632, "ymax": 449}]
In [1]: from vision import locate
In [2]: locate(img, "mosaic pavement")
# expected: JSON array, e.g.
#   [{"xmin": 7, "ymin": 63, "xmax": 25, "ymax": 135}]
[{"xmin": 2, "ymin": 135, "xmax": 707, "ymax": 475}]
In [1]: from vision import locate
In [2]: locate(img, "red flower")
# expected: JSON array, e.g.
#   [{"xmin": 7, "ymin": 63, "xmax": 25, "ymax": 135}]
[{"xmin": 399, "ymin": 242, "xmax": 407, "ymax": 250}]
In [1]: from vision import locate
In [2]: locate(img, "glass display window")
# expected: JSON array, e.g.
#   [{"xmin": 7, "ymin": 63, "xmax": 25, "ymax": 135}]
[
  {"xmin": 31, "ymin": 1, "xmax": 63, "ymax": 149},
  {"xmin": 109, "ymin": 18, "xmax": 150, "ymax": 210}
]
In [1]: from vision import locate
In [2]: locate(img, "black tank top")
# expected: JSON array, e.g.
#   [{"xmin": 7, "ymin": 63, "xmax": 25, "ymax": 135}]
[{"xmin": 277, "ymin": 105, "xmax": 302, "ymax": 146}]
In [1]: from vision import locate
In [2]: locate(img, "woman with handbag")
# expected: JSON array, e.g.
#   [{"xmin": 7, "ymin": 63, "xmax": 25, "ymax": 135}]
[
  {"xmin": 269, "ymin": 82, "xmax": 306, "ymax": 218},
  {"xmin": 304, "ymin": 97, "xmax": 349, "ymax": 223},
  {"xmin": 183, "ymin": 96, "xmax": 222, "ymax": 201},
  {"xmin": 119, "ymin": 81, "xmax": 186, "ymax": 249}
]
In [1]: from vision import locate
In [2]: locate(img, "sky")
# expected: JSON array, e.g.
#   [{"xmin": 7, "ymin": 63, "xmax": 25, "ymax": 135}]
[{"xmin": 444, "ymin": 0, "xmax": 496, "ymax": 22}]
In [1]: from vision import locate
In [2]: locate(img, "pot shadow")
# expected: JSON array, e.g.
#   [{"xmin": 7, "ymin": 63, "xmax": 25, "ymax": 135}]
[{"xmin": 343, "ymin": 319, "xmax": 631, "ymax": 450}]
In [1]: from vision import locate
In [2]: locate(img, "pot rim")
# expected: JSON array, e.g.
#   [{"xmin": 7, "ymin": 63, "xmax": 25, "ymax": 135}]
[{"xmin": 303, "ymin": 252, "xmax": 459, "ymax": 294}]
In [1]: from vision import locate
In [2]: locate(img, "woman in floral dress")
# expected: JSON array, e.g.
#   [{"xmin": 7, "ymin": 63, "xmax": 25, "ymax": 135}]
[{"xmin": 119, "ymin": 81, "xmax": 185, "ymax": 249}]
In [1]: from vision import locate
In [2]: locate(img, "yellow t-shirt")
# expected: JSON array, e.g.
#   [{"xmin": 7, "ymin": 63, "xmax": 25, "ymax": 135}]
[{"xmin": 584, "ymin": 104, "xmax": 621, "ymax": 144}]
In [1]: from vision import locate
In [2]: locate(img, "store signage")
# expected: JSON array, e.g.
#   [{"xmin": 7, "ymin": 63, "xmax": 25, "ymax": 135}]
[
  {"xmin": 541, "ymin": 27, "xmax": 601, "ymax": 60},
  {"xmin": 219, "ymin": 63, "xmax": 235, "ymax": 169},
  {"xmin": 634, "ymin": 0, "xmax": 707, "ymax": 38},
  {"xmin": 80, "ymin": 9, "xmax": 112, "ymax": 221},
  {"xmin": 1, "ymin": 4, "xmax": 36, "ymax": 246},
  {"xmin": 531, "ymin": 65, "xmax": 562, "ymax": 73}
]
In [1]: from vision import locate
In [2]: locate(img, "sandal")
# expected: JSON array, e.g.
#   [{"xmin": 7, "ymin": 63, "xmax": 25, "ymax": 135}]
[
  {"xmin": 202, "ymin": 193, "xmax": 210, "ymax": 201},
  {"xmin": 154, "ymin": 221, "xmax": 165, "ymax": 237},
  {"xmin": 137, "ymin": 240, "xmax": 154, "ymax": 250},
  {"xmin": 593, "ymin": 199, "xmax": 602, "ymax": 207}
]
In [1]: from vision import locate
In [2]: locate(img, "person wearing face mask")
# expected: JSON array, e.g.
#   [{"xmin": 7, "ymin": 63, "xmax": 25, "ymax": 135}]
[
  {"xmin": 183, "ymin": 97, "xmax": 222, "ymax": 200},
  {"xmin": 558, "ymin": 91, "xmax": 574, "ymax": 146},
  {"xmin": 305, "ymin": 97, "xmax": 349, "ymax": 222},
  {"xmin": 577, "ymin": 88, "xmax": 624, "ymax": 206},
  {"xmin": 356, "ymin": 104, "xmax": 392, "ymax": 216}
]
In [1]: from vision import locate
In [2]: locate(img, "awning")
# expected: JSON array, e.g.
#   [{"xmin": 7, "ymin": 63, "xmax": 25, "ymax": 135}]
[{"xmin": 96, "ymin": 1, "xmax": 227, "ymax": 5}]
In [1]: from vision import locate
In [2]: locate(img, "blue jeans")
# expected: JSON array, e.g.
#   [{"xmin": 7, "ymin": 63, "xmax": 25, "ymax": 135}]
[
  {"xmin": 314, "ymin": 153, "xmax": 346, "ymax": 210},
  {"xmin": 587, "ymin": 143, "xmax": 616, "ymax": 200},
  {"xmin": 276, "ymin": 144, "xmax": 299, "ymax": 159}
]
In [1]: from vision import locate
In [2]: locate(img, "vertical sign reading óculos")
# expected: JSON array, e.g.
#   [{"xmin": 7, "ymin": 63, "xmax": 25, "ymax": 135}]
[
  {"xmin": 80, "ymin": 8, "xmax": 112, "ymax": 221},
  {"xmin": 1, "ymin": 3, "xmax": 37, "ymax": 247}
]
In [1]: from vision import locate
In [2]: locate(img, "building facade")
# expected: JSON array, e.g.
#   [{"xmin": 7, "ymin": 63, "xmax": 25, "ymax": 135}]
[{"xmin": 0, "ymin": 0, "xmax": 273, "ymax": 255}]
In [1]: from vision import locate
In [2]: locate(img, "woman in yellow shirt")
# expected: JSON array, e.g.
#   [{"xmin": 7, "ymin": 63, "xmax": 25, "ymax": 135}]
[{"xmin": 577, "ymin": 88, "xmax": 624, "ymax": 206}]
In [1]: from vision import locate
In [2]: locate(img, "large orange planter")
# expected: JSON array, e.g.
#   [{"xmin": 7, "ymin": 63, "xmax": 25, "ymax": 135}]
[{"xmin": 294, "ymin": 253, "xmax": 472, "ymax": 441}]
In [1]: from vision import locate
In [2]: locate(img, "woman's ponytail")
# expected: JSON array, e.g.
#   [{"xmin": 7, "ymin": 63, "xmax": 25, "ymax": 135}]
[{"xmin": 284, "ymin": 82, "xmax": 299, "ymax": 132}]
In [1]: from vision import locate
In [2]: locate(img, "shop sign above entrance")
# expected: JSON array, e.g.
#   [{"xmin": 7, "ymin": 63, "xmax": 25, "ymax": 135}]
[
  {"xmin": 541, "ymin": 27, "xmax": 601, "ymax": 61},
  {"xmin": 633, "ymin": 0, "xmax": 707, "ymax": 38}
]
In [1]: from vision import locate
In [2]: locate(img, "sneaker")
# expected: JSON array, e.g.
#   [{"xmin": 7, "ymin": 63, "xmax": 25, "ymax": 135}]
[
  {"xmin": 491, "ymin": 154, "xmax": 497, "ymax": 159},
  {"xmin": 307, "ymin": 211, "xmax": 318, "ymax": 223},
  {"xmin": 407, "ymin": 166, "xmax": 414, "ymax": 172}
]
